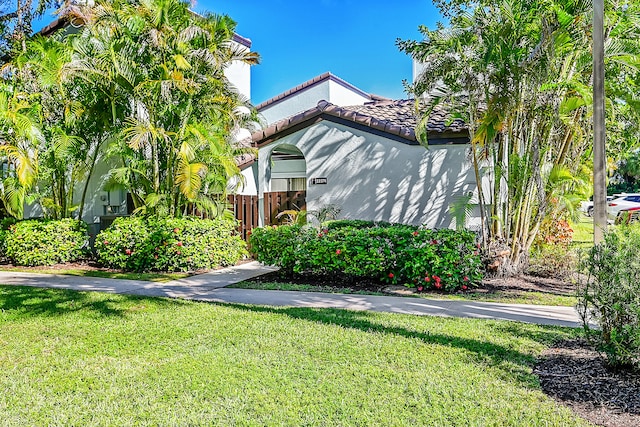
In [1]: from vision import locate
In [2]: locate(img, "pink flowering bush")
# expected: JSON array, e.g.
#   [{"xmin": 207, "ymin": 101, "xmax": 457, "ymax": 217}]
[
  {"xmin": 250, "ymin": 222, "xmax": 483, "ymax": 291},
  {"xmin": 96, "ymin": 216, "xmax": 246, "ymax": 272}
]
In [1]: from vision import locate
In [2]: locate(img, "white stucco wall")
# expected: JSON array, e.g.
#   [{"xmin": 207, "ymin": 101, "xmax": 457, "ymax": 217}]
[
  {"xmin": 259, "ymin": 84, "xmax": 331, "ymax": 125},
  {"xmin": 259, "ymin": 77, "xmax": 371, "ymax": 125},
  {"xmin": 77, "ymin": 159, "xmax": 127, "ymax": 223},
  {"xmin": 327, "ymin": 79, "xmax": 371, "ymax": 110},
  {"xmin": 258, "ymin": 121, "xmax": 482, "ymax": 228},
  {"xmin": 230, "ymin": 164, "xmax": 258, "ymax": 196},
  {"xmin": 225, "ymin": 59, "xmax": 251, "ymax": 101}
]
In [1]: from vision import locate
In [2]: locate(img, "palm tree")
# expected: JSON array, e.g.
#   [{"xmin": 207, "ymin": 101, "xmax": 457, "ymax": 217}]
[
  {"xmin": 71, "ymin": 0, "xmax": 260, "ymax": 218},
  {"xmin": 400, "ymin": 0, "xmax": 640, "ymax": 274},
  {"xmin": 0, "ymin": 88, "xmax": 42, "ymax": 218}
]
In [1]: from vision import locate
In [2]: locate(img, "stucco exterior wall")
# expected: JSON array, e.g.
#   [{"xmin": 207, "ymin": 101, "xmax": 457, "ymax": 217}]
[
  {"xmin": 259, "ymin": 84, "xmax": 331, "ymax": 125},
  {"xmin": 225, "ymin": 60, "xmax": 251, "ymax": 101},
  {"xmin": 231, "ymin": 164, "xmax": 259, "ymax": 196},
  {"xmin": 258, "ymin": 78, "xmax": 371, "ymax": 125},
  {"xmin": 258, "ymin": 121, "xmax": 482, "ymax": 228}
]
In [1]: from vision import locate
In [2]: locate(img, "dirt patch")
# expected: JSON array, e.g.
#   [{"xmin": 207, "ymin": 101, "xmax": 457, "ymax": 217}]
[
  {"xmin": 482, "ymin": 274, "xmax": 578, "ymax": 295},
  {"xmin": 248, "ymin": 270, "xmax": 577, "ymax": 297},
  {"xmin": 535, "ymin": 339, "xmax": 640, "ymax": 427}
]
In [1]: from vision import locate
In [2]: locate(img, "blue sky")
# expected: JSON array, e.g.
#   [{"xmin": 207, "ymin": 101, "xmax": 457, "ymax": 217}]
[{"xmin": 197, "ymin": 1, "xmax": 440, "ymax": 104}]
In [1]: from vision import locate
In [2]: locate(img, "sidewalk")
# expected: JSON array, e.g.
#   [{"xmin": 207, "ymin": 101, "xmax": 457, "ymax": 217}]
[{"xmin": 0, "ymin": 262, "xmax": 582, "ymax": 328}]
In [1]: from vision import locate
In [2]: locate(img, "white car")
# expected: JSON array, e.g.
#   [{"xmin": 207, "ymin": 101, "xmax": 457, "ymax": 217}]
[
  {"xmin": 607, "ymin": 194, "xmax": 640, "ymax": 220},
  {"xmin": 581, "ymin": 196, "xmax": 614, "ymax": 217}
]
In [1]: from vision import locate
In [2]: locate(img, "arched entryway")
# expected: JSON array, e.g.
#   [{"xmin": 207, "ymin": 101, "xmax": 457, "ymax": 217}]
[{"xmin": 265, "ymin": 144, "xmax": 307, "ymax": 224}]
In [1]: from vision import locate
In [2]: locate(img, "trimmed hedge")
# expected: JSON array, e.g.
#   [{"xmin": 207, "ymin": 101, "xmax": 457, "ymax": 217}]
[
  {"xmin": 250, "ymin": 224, "xmax": 483, "ymax": 292},
  {"xmin": 95, "ymin": 216, "xmax": 247, "ymax": 272},
  {"xmin": 3, "ymin": 218, "xmax": 88, "ymax": 266}
]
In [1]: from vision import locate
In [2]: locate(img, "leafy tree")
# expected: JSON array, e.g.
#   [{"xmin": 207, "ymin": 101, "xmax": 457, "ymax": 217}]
[
  {"xmin": 0, "ymin": 0, "xmax": 60, "ymax": 55},
  {"xmin": 400, "ymin": 0, "xmax": 640, "ymax": 274},
  {"xmin": 70, "ymin": 0, "xmax": 259, "ymax": 217},
  {"xmin": 0, "ymin": 0, "xmax": 259, "ymax": 220},
  {"xmin": 609, "ymin": 150, "xmax": 640, "ymax": 194},
  {"xmin": 0, "ymin": 87, "xmax": 42, "ymax": 218}
]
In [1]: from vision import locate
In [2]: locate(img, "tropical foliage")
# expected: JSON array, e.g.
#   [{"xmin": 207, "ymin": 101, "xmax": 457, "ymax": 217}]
[
  {"xmin": 578, "ymin": 224, "xmax": 640, "ymax": 370},
  {"xmin": 3, "ymin": 218, "xmax": 88, "ymax": 265},
  {"xmin": 0, "ymin": 0, "xmax": 259, "ymax": 220},
  {"xmin": 400, "ymin": 0, "xmax": 640, "ymax": 274},
  {"xmin": 95, "ymin": 216, "xmax": 246, "ymax": 272},
  {"xmin": 250, "ymin": 223, "xmax": 483, "ymax": 292}
]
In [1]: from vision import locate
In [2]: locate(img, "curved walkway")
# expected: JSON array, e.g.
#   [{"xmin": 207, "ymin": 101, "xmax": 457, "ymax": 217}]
[{"xmin": 0, "ymin": 262, "xmax": 582, "ymax": 328}]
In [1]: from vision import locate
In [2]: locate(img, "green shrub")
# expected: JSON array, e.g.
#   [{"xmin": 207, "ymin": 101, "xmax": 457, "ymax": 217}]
[
  {"xmin": 250, "ymin": 224, "xmax": 482, "ymax": 292},
  {"xmin": 0, "ymin": 229, "xmax": 6, "ymax": 260},
  {"xmin": 4, "ymin": 218, "xmax": 88, "ymax": 266},
  {"xmin": 577, "ymin": 225, "xmax": 640, "ymax": 370},
  {"xmin": 95, "ymin": 216, "xmax": 247, "ymax": 272}
]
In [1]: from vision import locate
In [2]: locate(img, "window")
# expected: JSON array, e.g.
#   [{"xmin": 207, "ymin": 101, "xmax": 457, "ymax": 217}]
[{"xmin": 271, "ymin": 178, "xmax": 307, "ymax": 192}]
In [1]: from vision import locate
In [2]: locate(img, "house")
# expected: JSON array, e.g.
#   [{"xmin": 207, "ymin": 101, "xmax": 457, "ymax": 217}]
[
  {"xmin": 241, "ymin": 89, "xmax": 481, "ymax": 230},
  {"xmin": 29, "ymin": 4, "xmax": 481, "ymax": 233}
]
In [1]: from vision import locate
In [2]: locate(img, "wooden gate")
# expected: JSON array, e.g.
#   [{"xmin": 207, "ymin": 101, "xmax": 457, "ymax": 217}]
[
  {"xmin": 227, "ymin": 194, "xmax": 259, "ymax": 241},
  {"xmin": 263, "ymin": 191, "xmax": 307, "ymax": 225}
]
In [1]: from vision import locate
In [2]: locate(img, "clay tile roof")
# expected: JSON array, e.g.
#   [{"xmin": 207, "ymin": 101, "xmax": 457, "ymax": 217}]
[
  {"xmin": 344, "ymin": 99, "xmax": 467, "ymax": 135},
  {"xmin": 252, "ymin": 99, "xmax": 468, "ymax": 146}
]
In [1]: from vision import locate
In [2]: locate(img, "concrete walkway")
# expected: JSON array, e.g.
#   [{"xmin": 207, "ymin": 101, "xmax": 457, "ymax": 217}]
[{"xmin": 0, "ymin": 262, "xmax": 582, "ymax": 327}]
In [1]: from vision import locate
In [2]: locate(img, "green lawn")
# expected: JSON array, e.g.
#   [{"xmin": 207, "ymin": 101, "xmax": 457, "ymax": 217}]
[
  {"xmin": 230, "ymin": 281, "xmax": 578, "ymax": 307},
  {"xmin": 0, "ymin": 266, "xmax": 190, "ymax": 282},
  {"xmin": 0, "ymin": 285, "xmax": 588, "ymax": 426},
  {"xmin": 571, "ymin": 213, "xmax": 594, "ymax": 249}
]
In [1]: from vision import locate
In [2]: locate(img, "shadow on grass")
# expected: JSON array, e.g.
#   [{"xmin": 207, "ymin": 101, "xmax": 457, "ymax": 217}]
[
  {"xmin": 225, "ymin": 303, "xmax": 574, "ymax": 388},
  {"xmin": 0, "ymin": 285, "xmax": 181, "ymax": 318}
]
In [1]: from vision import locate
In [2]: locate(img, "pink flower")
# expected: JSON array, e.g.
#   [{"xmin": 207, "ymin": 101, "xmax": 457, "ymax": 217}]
[
  {"xmin": 176, "ymin": 241, "xmax": 183, "ymax": 247},
  {"xmin": 431, "ymin": 240, "xmax": 438, "ymax": 245},
  {"xmin": 173, "ymin": 228, "xmax": 180, "ymax": 234},
  {"xmin": 463, "ymin": 276, "xmax": 469, "ymax": 282},
  {"xmin": 125, "ymin": 249, "xmax": 131, "ymax": 255},
  {"xmin": 154, "ymin": 255, "xmax": 158, "ymax": 259},
  {"xmin": 177, "ymin": 251, "xmax": 181, "ymax": 255},
  {"xmin": 413, "ymin": 231, "xmax": 419, "ymax": 236},
  {"xmin": 425, "ymin": 276, "xmax": 431, "ymax": 282},
  {"xmin": 388, "ymin": 273, "xmax": 394, "ymax": 279},
  {"xmin": 417, "ymin": 285, "xmax": 424, "ymax": 292},
  {"xmin": 462, "ymin": 285, "xmax": 468, "ymax": 290},
  {"xmin": 103, "ymin": 240, "xmax": 108, "ymax": 245},
  {"xmin": 336, "ymin": 249, "xmax": 341, "ymax": 255}
]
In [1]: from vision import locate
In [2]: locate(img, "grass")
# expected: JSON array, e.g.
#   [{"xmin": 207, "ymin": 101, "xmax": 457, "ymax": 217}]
[
  {"xmin": 0, "ymin": 266, "xmax": 190, "ymax": 282},
  {"xmin": 570, "ymin": 213, "xmax": 594, "ymax": 250},
  {"xmin": 0, "ymin": 285, "xmax": 588, "ymax": 426},
  {"xmin": 229, "ymin": 281, "xmax": 578, "ymax": 307}
]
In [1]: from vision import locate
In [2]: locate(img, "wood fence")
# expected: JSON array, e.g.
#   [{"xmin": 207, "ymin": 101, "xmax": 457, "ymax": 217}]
[
  {"xmin": 227, "ymin": 194, "xmax": 259, "ymax": 242},
  {"xmin": 227, "ymin": 191, "xmax": 306, "ymax": 241},
  {"xmin": 263, "ymin": 191, "xmax": 307, "ymax": 225}
]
